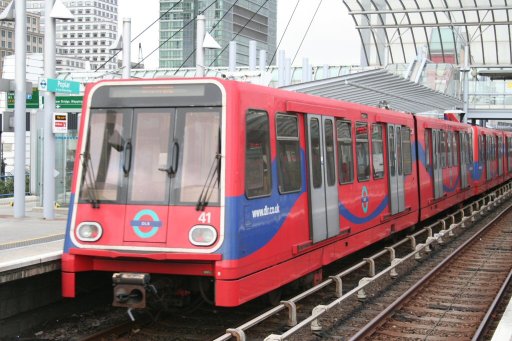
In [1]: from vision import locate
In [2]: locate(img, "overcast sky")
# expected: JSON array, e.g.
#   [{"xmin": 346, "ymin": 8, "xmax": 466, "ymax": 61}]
[{"xmin": 117, "ymin": 0, "xmax": 360, "ymax": 69}]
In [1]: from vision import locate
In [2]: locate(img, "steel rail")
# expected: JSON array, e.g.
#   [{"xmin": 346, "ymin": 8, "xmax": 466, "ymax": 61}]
[
  {"xmin": 349, "ymin": 195, "xmax": 512, "ymax": 340},
  {"xmin": 212, "ymin": 182, "xmax": 511, "ymax": 341}
]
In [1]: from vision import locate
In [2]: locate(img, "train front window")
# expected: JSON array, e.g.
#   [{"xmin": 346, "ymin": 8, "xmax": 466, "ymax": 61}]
[
  {"xmin": 79, "ymin": 107, "xmax": 221, "ymax": 206},
  {"xmin": 79, "ymin": 109, "xmax": 131, "ymax": 204}
]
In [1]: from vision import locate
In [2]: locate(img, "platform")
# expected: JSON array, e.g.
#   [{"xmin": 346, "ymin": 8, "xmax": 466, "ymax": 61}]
[{"xmin": 0, "ymin": 197, "xmax": 67, "ymax": 283}]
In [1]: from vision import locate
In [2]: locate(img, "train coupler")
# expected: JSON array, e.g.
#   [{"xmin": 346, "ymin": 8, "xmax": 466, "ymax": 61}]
[{"xmin": 112, "ymin": 273, "xmax": 157, "ymax": 314}]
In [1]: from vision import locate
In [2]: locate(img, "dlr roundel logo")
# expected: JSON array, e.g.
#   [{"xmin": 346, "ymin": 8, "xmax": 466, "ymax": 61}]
[{"xmin": 130, "ymin": 209, "xmax": 162, "ymax": 238}]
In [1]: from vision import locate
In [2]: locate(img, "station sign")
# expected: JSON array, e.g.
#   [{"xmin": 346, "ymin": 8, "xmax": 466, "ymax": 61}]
[
  {"xmin": 7, "ymin": 88, "xmax": 39, "ymax": 109},
  {"xmin": 56, "ymin": 95, "xmax": 83, "ymax": 109},
  {"xmin": 41, "ymin": 95, "xmax": 84, "ymax": 110},
  {"xmin": 39, "ymin": 77, "xmax": 80, "ymax": 94},
  {"xmin": 53, "ymin": 113, "xmax": 68, "ymax": 134}
]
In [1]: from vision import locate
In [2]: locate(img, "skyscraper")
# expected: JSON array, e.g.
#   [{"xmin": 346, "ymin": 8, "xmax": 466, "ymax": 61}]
[
  {"xmin": 159, "ymin": 0, "xmax": 277, "ymax": 69},
  {"xmin": 0, "ymin": 1, "xmax": 44, "ymax": 76},
  {"xmin": 26, "ymin": 0, "xmax": 118, "ymax": 71}
]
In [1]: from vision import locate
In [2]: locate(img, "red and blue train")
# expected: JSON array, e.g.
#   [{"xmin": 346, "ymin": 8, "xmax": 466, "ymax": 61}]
[{"xmin": 62, "ymin": 78, "xmax": 512, "ymax": 308}]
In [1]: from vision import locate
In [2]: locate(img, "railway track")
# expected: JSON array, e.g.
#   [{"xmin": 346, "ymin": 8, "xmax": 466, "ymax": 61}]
[
  {"xmin": 352, "ymin": 198, "xmax": 512, "ymax": 340},
  {"xmin": 26, "ymin": 184, "xmax": 512, "ymax": 340}
]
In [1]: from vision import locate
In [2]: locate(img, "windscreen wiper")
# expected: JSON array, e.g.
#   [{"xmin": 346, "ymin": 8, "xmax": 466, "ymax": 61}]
[
  {"xmin": 196, "ymin": 153, "xmax": 221, "ymax": 211},
  {"xmin": 81, "ymin": 152, "xmax": 99, "ymax": 208}
]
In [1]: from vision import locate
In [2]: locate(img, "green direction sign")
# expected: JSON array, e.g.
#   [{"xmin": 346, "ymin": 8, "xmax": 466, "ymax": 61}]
[
  {"xmin": 40, "ymin": 77, "xmax": 80, "ymax": 94},
  {"xmin": 7, "ymin": 88, "xmax": 39, "ymax": 109},
  {"xmin": 56, "ymin": 95, "xmax": 83, "ymax": 109}
]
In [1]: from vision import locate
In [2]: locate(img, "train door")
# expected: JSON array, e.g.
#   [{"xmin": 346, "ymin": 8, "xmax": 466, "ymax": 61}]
[
  {"xmin": 120, "ymin": 107, "xmax": 221, "ymax": 243},
  {"xmin": 460, "ymin": 132, "xmax": 468, "ymax": 189},
  {"xmin": 486, "ymin": 135, "xmax": 492, "ymax": 181},
  {"xmin": 432, "ymin": 129, "xmax": 444, "ymax": 199},
  {"xmin": 387, "ymin": 124, "xmax": 405, "ymax": 215},
  {"xmin": 306, "ymin": 115, "xmax": 340, "ymax": 243},
  {"xmin": 498, "ymin": 136, "xmax": 503, "ymax": 176}
]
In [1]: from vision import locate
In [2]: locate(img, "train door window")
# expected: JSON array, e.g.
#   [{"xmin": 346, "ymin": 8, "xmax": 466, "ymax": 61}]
[
  {"xmin": 389, "ymin": 126, "xmax": 396, "ymax": 176},
  {"xmin": 425, "ymin": 129, "xmax": 431, "ymax": 168},
  {"xmin": 309, "ymin": 118, "xmax": 323, "ymax": 188},
  {"xmin": 129, "ymin": 109, "xmax": 174, "ymax": 203},
  {"xmin": 468, "ymin": 133, "xmax": 473, "ymax": 165},
  {"xmin": 440, "ymin": 131, "xmax": 446, "ymax": 168},
  {"xmin": 245, "ymin": 110, "xmax": 272, "ymax": 198},
  {"xmin": 336, "ymin": 120, "xmax": 354, "ymax": 184},
  {"xmin": 453, "ymin": 132, "xmax": 459, "ymax": 166},
  {"xmin": 479, "ymin": 135, "xmax": 484, "ymax": 162},
  {"xmin": 356, "ymin": 122, "xmax": 370, "ymax": 181},
  {"xmin": 508, "ymin": 137, "xmax": 512, "ymax": 172},
  {"xmin": 396, "ymin": 126, "xmax": 403, "ymax": 176},
  {"xmin": 447, "ymin": 132, "xmax": 452, "ymax": 167},
  {"xmin": 276, "ymin": 114, "xmax": 301, "ymax": 193},
  {"xmin": 371, "ymin": 123, "xmax": 384, "ymax": 179},
  {"xmin": 401, "ymin": 127, "xmax": 412, "ymax": 175},
  {"xmin": 324, "ymin": 119, "xmax": 336, "ymax": 186}
]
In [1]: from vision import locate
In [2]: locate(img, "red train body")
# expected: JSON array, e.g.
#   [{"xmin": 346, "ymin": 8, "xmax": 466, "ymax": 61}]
[{"xmin": 62, "ymin": 78, "xmax": 512, "ymax": 307}]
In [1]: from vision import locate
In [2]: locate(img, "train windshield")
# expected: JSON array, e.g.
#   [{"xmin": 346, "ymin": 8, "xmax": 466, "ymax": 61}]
[{"xmin": 78, "ymin": 83, "xmax": 222, "ymax": 207}]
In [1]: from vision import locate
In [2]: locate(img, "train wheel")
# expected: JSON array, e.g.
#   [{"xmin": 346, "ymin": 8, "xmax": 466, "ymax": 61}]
[{"xmin": 267, "ymin": 288, "xmax": 282, "ymax": 306}]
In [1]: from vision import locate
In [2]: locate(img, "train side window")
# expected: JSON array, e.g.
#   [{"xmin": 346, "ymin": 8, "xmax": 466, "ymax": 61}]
[
  {"xmin": 402, "ymin": 127, "xmax": 412, "ymax": 175},
  {"xmin": 245, "ymin": 110, "xmax": 272, "ymax": 198},
  {"xmin": 371, "ymin": 123, "xmax": 384, "ymax": 179},
  {"xmin": 356, "ymin": 122, "xmax": 370, "ymax": 181},
  {"xmin": 336, "ymin": 120, "xmax": 354, "ymax": 184},
  {"xmin": 276, "ymin": 114, "xmax": 301, "ymax": 194}
]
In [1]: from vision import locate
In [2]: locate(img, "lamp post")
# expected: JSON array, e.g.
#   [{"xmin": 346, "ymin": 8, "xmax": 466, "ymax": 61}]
[
  {"xmin": 43, "ymin": 0, "xmax": 73, "ymax": 219},
  {"xmin": 0, "ymin": 0, "xmax": 27, "ymax": 217}
]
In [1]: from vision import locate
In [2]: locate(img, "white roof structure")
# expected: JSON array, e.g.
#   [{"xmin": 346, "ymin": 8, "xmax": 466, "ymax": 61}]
[
  {"xmin": 282, "ymin": 68, "xmax": 462, "ymax": 114},
  {"xmin": 343, "ymin": 0, "xmax": 512, "ymax": 67}
]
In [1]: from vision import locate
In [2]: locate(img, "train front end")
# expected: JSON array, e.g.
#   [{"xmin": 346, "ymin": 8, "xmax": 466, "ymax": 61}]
[{"xmin": 62, "ymin": 79, "xmax": 227, "ymax": 309}]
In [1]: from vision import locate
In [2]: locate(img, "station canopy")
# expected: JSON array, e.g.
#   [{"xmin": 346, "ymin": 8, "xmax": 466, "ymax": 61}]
[
  {"xmin": 282, "ymin": 68, "xmax": 462, "ymax": 114},
  {"xmin": 343, "ymin": 0, "xmax": 512, "ymax": 67}
]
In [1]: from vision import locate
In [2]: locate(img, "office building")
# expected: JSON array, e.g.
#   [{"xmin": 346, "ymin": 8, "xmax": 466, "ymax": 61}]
[
  {"xmin": 159, "ymin": 0, "xmax": 277, "ymax": 68},
  {"xmin": 0, "ymin": 1, "xmax": 44, "ymax": 76},
  {"xmin": 27, "ymin": 0, "xmax": 118, "ymax": 71}
]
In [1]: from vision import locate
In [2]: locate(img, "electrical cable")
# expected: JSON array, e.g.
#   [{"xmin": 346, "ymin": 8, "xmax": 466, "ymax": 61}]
[
  {"xmin": 291, "ymin": 0, "xmax": 323, "ymax": 65},
  {"xmin": 267, "ymin": 0, "xmax": 301, "ymax": 71},
  {"xmin": 207, "ymin": 0, "xmax": 270, "ymax": 68},
  {"xmin": 94, "ymin": 0, "xmax": 185, "ymax": 72}
]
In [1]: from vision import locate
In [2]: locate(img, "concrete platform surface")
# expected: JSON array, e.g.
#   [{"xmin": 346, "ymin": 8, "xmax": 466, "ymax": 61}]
[{"xmin": 0, "ymin": 197, "xmax": 67, "ymax": 273}]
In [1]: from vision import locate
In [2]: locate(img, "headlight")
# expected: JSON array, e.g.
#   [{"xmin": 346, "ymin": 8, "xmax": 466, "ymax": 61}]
[
  {"xmin": 189, "ymin": 225, "xmax": 217, "ymax": 246},
  {"xmin": 77, "ymin": 222, "xmax": 103, "ymax": 242}
]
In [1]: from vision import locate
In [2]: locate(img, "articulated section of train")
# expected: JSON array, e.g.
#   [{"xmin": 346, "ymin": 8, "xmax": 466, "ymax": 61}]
[{"xmin": 61, "ymin": 78, "xmax": 512, "ymax": 308}]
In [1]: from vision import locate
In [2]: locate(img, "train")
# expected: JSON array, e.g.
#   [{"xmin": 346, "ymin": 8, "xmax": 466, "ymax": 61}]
[{"xmin": 61, "ymin": 77, "xmax": 512, "ymax": 309}]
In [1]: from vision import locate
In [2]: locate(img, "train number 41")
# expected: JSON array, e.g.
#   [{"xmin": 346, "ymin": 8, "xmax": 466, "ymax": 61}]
[{"xmin": 198, "ymin": 212, "xmax": 212, "ymax": 224}]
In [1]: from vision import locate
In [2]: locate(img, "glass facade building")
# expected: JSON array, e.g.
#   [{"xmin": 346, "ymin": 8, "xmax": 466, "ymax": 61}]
[{"xmin": 159, "ymin": 0, "xmax": 277, "ymax": 68}]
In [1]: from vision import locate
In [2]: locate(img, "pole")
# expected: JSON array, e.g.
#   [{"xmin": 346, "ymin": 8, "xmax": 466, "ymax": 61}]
[
  {"xmin": 43, "ymin": 0, "xmax": 56, "ymax": 219},
  {"xmin": 228, "ymin": 41, "xmax": 236, "ymax": 72},
  {"xmin": 463, "ymin": 44, "xmax": 470, "ymax": 123},
  {"xmin": 14, "ymin": 0, "xmax": 26, "ymax": 217},
  {"xmin": 249, "ymin": 40, "xmax": 257, "ymax": 71},
  {"xmin": 196, "ymin": 14, "xmax": 205, "ymax": 77},
  {"xmin": 122, "ymin": 17, "xmax": 131, "ymax": 78}
]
